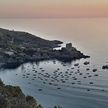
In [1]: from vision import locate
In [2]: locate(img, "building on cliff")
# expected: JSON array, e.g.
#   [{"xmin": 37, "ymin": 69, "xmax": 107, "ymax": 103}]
[{"xmin": 66, "ymin": 43, "xmax": 73, "ymax": 51}]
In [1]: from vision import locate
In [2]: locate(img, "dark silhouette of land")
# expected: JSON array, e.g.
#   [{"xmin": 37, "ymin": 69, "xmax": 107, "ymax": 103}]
[{"xmin": 0, "ymin": 28, "xmax": 89, "ymax": 68}]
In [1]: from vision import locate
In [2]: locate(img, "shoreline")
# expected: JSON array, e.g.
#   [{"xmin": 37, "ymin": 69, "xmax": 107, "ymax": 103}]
[
  {"xmin": 0, "ymin": 54, "xmax": 89, "ymax": 69},
  {"xmin": 1, "ymin": 55, "xmax": 89, "ymax": 69}
]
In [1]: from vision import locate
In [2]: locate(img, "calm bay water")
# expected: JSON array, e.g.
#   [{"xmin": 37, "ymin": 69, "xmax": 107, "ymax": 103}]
[{"xmin": 0, "ymin": 18, "xmax": 108, "ymax": 108}]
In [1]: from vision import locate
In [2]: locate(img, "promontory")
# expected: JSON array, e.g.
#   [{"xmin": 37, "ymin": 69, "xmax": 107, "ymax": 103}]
[{"xmin": 0, "ymin": 28, "xmax": 89, "ymax": 68}]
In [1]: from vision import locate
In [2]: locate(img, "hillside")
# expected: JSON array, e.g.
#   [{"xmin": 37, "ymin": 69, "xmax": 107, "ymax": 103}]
[
  {"xmin": 0, "ymin": 28, "xmax": 62, "ymax": 49},
  {"xmin": 0, "ymin": 79, "xmax": 42, "ymax": 108},
  {"xmin": 0, "ymin": 28, "xmax": 89, "ymax": 69}
]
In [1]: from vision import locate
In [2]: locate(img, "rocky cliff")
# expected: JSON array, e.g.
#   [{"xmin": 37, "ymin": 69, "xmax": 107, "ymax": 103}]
[{"xmin": 0, "ymin": 79, "xmax": 43, "ymax": 108}]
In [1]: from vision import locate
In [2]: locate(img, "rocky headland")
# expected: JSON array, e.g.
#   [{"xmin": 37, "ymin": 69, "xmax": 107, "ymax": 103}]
[{"xmin": 0, "ymin": 28, "xmax": 89, "ymax": 69}]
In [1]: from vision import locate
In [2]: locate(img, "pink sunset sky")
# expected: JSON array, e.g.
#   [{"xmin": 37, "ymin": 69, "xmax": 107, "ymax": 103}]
[{"xmin": 0, "ymin": 0, "xmax": 108, "ymax": 18}]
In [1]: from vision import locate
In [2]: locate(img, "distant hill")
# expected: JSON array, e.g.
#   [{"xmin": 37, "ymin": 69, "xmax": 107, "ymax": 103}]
[{"xmin": 0, "ymin": 28, "xmax": 63, "ymax": 49}]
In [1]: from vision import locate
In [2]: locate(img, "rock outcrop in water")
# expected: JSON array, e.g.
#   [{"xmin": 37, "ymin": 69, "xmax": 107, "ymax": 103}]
[
  {"xmin": 102, "ymin": 65, "xmax": 108, "ymax": 69},
  {"xmin": 0, "ymin": 28, "xmax": 89, "ymax": 68},
  {"xmin": 0, "ymin": 79, "xmax": 43, "ymax": 108}
]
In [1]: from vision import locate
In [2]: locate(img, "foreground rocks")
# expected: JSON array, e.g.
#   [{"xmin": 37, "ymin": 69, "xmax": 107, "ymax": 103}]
[{"xmin": 0, "ymin": 79, "xmax": 43, "ymax": 108}]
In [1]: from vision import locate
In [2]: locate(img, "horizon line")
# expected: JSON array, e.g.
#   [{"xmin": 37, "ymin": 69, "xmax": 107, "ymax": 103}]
[{"xmin": 0, "ymin": 16, "xmax": 108, "ymax": 19}]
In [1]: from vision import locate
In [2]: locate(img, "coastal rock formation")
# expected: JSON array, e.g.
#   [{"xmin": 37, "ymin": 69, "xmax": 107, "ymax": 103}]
[
  {"xmin": 0, "ymin": 79, "xmax": 43, "ymax": 108},
  {"xmin": 0, "ymin": 28, "xmax": 89, "ymax": 68},
  {"xmin": 102, "ymin": 65, "xmax": 108, "ymax": 69}
]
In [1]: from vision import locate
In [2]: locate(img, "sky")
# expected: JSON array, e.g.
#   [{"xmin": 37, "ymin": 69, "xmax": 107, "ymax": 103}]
[{"xmin": 0, "ymin": 0, "xmax": 108, "ymax": 18}]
